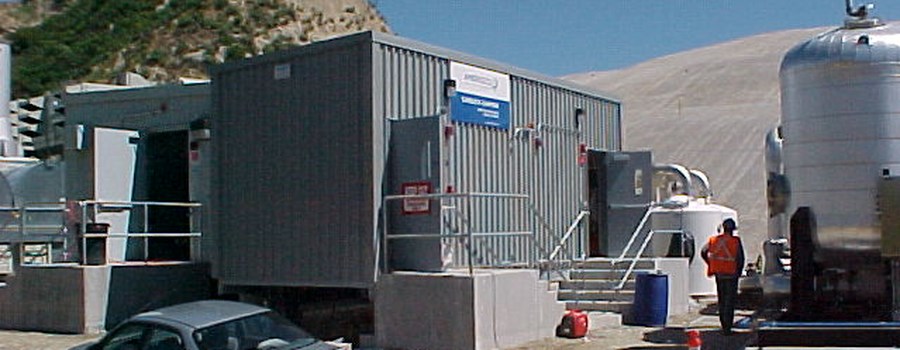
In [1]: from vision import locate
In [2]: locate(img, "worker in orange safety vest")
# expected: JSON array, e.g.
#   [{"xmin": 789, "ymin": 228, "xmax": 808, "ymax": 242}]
[{"xmin": 700, "ymin": 218, "xmax": 745, "ymax": 335}]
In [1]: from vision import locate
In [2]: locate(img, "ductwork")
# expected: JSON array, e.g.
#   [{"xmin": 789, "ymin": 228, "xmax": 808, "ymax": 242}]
[
  {"xmin": 0, "ymin": 43, "xmax": 14, "ymax": 157},
  {"xmin": 689, "ymin": 169, "xmax": 712, "ymax": 198},
  {"xmin": 654, "ymin": 163, "xmax": 693, "ymax": 197}
]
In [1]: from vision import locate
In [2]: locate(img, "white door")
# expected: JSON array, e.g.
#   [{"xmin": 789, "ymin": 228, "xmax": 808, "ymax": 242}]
[{"xmin": 94, "ymin": 127, "xmax": 139, "ymax": 262}]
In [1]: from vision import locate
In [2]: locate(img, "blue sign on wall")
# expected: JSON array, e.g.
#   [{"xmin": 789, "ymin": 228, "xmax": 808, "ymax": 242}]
[{"xmin": 450, "ymin": 62, "xmax": 511, "ymax": 130}]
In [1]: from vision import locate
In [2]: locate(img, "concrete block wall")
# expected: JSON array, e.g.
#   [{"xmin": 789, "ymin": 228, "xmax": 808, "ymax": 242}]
[
  {"xmin": 0, "ymin": 263, "xmax": 210, "ymax": 334},
  {"xmin": 375, "ymin": 269, "xmax": 564, "ymax": 350},
  {"xmin": 0, "ymin": 265, "xmax": 85, "ymax": 333}
]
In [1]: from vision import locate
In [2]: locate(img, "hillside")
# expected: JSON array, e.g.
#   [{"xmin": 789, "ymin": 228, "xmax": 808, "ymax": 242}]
[
  {"xmin": 564, "ymin": 27, "xmax": 828, "ymax": 258},
  {"xmin": 2, "ymin": 0, "xmax": 390, "ymax": 97}
]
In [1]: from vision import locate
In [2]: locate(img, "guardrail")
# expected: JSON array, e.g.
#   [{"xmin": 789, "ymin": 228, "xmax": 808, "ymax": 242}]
[
  {"xmin": 381, "ymin": 192, "xmax": 534, "ymax": 275},
  {"xmin": 611, "ymin": 204, "xmax": 685, "ymax": 290},
  {"xmin": 0, "ymin": 200, "xmax": 202, "ymax": 266},
  {"xmin": 539, "ymin": 210, "xmax": 590, "ymax": 280},
  {"xmin": 78, "ymin": 200, "xmax": 202, "ymax": 265}
]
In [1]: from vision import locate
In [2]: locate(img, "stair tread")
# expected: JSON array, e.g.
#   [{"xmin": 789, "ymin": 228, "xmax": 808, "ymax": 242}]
[{"xmin": 557, "ymin": 289, "xmax": 634, "ymax": 294}]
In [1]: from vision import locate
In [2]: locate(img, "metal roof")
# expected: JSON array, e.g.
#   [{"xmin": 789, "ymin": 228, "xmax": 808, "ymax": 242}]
[
  {"xmin": 210, "ymin": 31, "xmax": 619, "ymax": 103},
  {"xmin": 132, "ymin": 300, "xmax": 269, "ymax": 330}
]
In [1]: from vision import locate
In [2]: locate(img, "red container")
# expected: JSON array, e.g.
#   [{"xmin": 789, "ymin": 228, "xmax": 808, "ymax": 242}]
[{"xmin": 556, "ymin": 309, "xmax": 589, "ymax": 338}]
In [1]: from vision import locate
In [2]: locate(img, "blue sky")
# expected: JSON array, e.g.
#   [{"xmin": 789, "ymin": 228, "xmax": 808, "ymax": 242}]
[{"xmin": 375, "ymin": 0, "xmax": 900, "ymax": 76}]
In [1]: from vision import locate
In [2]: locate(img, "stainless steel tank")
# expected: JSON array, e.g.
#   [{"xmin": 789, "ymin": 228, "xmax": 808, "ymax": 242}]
[{"xmin": 780, "ymin": 15, "xmax": 900, "ymax": 264}]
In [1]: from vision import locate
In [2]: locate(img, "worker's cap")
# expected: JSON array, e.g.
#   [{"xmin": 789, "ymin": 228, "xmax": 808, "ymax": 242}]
[{"xmin": 722, "ymin": 218, "xmax": 737, "ymax": 231}]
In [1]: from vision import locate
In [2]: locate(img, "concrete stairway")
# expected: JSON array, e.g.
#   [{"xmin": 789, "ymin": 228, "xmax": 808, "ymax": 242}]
[{"xmin": 557, "ymin": 258, "xmax": 657, "ymax": 313}]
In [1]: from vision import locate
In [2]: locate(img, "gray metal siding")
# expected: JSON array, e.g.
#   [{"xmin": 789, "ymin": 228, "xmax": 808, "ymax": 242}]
[
  {"xmin": 451, "ymin": 77, "xmax": 620, "ymax": 265},
  {"xmin": 212, "ymin": 32, "xmax": 621, "ymax": 287},
  {"xmin": 212, "ymin": 39, "xmax": 374, "ymax": 288},
  {"xmin": 371, "ymin": 37, "xmax": 622, "ymax": 267}
]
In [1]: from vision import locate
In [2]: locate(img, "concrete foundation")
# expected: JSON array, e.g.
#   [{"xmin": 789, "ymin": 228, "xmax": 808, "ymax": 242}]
[
  {"xmin": 375, "ymin": 269, "xmax": 564, "ymax": 350},
  {"xmin": 0, "ymin": 263, "xmax": 210, "ymax": 333}
]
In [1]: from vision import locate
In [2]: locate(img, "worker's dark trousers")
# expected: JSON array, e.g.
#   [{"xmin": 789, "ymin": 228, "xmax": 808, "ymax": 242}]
[{"xmin": 715, "ymin": 275, "xmax": 739, "ymax": 332}]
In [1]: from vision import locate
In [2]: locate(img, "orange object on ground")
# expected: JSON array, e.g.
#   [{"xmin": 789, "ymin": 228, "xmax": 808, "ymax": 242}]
[{"xmin": 687, "ymin": 329, "xmax": 702, "ymax": 349}]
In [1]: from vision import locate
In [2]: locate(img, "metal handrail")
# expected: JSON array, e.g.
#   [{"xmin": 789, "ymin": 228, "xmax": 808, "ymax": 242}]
[
  {"xmin": 381, "ymin": 192, "xmax": 532, "ymax": 275},
  {"xmin": 79, "ymin": 200, "xmax": 203, "ymax": 265},
  {"xmin": 535, "ymin": 210, "xmax": 590, "ymax": 282},
  {"xmin": 614, "ymin": 229, "xmax": 684, "ymax": 290},
  {"xmin": 548, "ymin": 210, "xmax": 590, "ymax": 261},
  {"xmin": 613, "ymin": 206, "xmax": 654, "ymax": 262}
]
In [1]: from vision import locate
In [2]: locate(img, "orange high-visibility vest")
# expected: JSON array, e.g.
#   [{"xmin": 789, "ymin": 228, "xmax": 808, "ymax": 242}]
[{"xmin": 707, "ymin": 234, "xmax": 740, "ymax": 276}]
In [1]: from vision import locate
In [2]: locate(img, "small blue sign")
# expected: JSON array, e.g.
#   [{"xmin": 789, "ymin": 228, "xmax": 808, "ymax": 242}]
[{"xmin": 451, "ymin": 92, "xmax": 510, "ymax": 129}]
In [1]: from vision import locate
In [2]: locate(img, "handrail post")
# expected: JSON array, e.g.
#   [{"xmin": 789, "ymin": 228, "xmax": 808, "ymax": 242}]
[
  {"xmin": 382, "ymin": 197, "xmax": 389, "ymax": 275},
  {"xmin": 143, "ymin": 204, "xmax": 149, "ymax": 261},
  {"xmin": 81, "ymin": 202, "xmax": 87, "ymax": 265}
]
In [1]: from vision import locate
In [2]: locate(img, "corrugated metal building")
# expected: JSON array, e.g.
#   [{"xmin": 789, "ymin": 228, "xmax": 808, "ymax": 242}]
[{"xmin": 210, "ymin": 31, "xmax": 621, "ymax": 289}]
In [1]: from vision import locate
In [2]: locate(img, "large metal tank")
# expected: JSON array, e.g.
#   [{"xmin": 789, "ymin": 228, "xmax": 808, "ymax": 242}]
[{"xmin": 780, "ymin": 15, "xmax": 900, "ymax": 265}]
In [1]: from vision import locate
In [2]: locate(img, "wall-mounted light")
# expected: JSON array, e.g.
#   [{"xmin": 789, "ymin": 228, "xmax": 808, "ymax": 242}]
[
  {"xmin": 190, "ymin": 118, "xmax": 211, "ymax": 141},
  {"xmin": 444, "ymin": 79, "xmax": 457, "ymax": 99},
  {"xmin": 574, "ymin": 107, "xmax": 584, "ymax": 129}
]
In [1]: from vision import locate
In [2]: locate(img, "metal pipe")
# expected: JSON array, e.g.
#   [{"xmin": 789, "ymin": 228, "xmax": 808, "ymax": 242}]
[
  {"xmin": 0, "ymin": 43, "xmax": 14, "ymax": 157},
  {"xmin": 654, "ymin": 163, "xmax": 693, "ymax": 197},
  {"xmin": 689, "ymin": 169, "xmax": 713, "ymax": 198}
]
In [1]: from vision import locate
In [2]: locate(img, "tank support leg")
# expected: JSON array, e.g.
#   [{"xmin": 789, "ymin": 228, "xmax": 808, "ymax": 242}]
[
  {"xmin": 892, "ymin": 260, "xmax": 900, "ymax": 321},
  {"xmin": 790, "ymin": 207, "xmax": 816, "ymax": 317}
]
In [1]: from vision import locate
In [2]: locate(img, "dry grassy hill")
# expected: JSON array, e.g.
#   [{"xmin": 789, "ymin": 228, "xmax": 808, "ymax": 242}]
[
  {"xmin": 564, "ymin": 27, "xmax": 828, "ymax": 258},
  {"xmin": 2, "ymin": 0, "xmax": 390, "ymax": 96}
]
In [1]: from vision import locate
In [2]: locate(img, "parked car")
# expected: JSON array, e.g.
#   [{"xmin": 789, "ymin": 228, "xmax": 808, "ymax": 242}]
[{"xmin": 73, "ymin": 300, "xmax": 340, "ymax": 350}]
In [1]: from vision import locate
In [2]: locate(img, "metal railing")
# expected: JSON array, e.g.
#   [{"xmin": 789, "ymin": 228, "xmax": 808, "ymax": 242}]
[
  {"xmin": 0, "ymin": 200, "xmax": 202, "ymax": 266},
  {"xmin": 381, "ymin": 192, "xmax": 534, "ymax": 275},
  {"xmin": 540, "ymin": 210, "xmax": 590, "ymax": 280},
  {"xmin": 612, "ymin": 204, "xmax": 685, "ymax": 290},
  {"xmin": 79, "ymin": 200, "xmax": 203, "ymax": 265}
]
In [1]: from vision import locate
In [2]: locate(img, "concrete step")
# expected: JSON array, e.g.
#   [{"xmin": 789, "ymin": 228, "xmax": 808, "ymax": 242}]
[
  {"xmin": 569, "ymin": 269, "xmax": 654, "ymax": 280},
  {"xmin": 575, "ymin": 259, "xmax": 656, "ymax": 270},
  {"xmin": 559, "ymin": 279, "xmax": 636, "ymax": 290},
  {"xmin": 564, "ymin": 300, "xmax": 632, "ymax": 313},
  {"xmin": 557, "ymin": 289, "xmax": 634, "ymax": 302}
]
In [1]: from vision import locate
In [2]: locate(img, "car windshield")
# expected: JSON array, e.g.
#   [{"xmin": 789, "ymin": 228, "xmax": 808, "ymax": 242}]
[{"xmin": 193, "ymin": 311, "xmax": 317, "ymax": 350}]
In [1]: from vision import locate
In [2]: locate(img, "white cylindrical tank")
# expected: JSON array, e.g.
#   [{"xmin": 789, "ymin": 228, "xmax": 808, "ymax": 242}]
[{"xmin": 649, "ymin": 199, "xmax": 738, "ymax": 296}]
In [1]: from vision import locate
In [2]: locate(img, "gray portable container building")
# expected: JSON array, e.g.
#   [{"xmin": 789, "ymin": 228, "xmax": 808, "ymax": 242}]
[{"xmin": 210, "ymin": 31, "xmax": 621, "ymax": 289}]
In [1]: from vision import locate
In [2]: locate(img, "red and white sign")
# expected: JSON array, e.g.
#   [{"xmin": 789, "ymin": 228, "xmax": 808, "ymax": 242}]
[{"xmin": 402, "ymin": 182, "xmax": 432, "ymax": 215}]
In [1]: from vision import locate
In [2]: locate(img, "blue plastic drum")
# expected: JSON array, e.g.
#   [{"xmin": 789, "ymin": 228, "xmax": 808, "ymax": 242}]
[{"xmin": 632, "ymin": 272, "xmax": 669, "ymax": 326}]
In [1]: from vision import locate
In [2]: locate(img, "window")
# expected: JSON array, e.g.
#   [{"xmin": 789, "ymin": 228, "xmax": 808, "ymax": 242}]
[
  {"xmin": 100, "ymin": 323, "xmax": 185, "ymax": 350},
  {"xmin": 100, "ymin": 324, "xmax": 146, "ymax": 350},
  {"xmin": 146, "ymin": 328, "xmax": 185, "ymax": 350}
]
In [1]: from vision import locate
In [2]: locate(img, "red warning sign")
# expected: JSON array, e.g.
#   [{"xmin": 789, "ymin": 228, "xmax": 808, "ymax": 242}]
[{"xmin": 402, "ymin": 182, "xmax": 432, "ymax": 215}]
